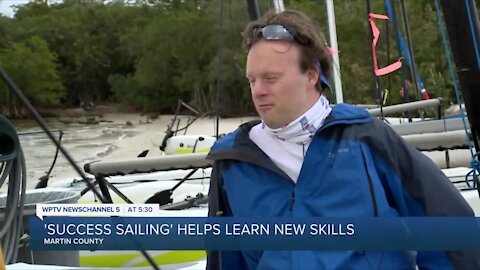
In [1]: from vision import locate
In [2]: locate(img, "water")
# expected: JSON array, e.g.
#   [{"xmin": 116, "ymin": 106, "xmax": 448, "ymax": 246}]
[
  {"xmin": 8, "ymin": 115, "xmax": 252, "ymax": 190},
  {"xmin": 15, "ymin": 120, "xmax": 139, "ymax": 188}
]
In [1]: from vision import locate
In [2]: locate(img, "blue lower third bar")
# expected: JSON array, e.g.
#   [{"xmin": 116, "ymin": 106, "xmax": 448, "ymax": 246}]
[{"xmin": 29, "ymin": 217, "xmax": 480, "ymax": 250}]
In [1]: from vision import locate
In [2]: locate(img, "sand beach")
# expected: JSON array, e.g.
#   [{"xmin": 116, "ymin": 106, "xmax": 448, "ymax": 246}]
[
  {"xmin": 99, "ymin": 112, "xmax": 258, "ymax": 161},
  {"xmin": 25, "ymin": 111, "xmax": 258, "ymax": 185}
]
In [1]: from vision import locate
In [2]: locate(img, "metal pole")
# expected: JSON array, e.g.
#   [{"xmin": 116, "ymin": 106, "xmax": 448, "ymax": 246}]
[
  {"xmin": 273, "ymin": 0, "xmax": 285, "ymax": 12},
  {"xmin": 398, "ymin": 0, "xmax": 421, "ymax": 101},
  {"xmin": 326, "ymin": 0, "xmax": 343, "ymax": 103},
  {"xmin": 384, "ymin": 0, "xmax": 412, "ymax": 121},
  {"xmin": 366, "ymin": 0, "xmax": 385, "ymax": 118},
  {"xmin": 215, "ymin": 0, "xmax": 224, "ymax": 139},
  {"xmin": 245, "ymin": 0, "xmax": 260, "ymax": 20}
]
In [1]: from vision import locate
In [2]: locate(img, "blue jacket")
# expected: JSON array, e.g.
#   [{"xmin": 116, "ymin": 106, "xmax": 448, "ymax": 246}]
[{"xmin": 206, "ymin": 104, "xmax": 479, "ymax": 270}]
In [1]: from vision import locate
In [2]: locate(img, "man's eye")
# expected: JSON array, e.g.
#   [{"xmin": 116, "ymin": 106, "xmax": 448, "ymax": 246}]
[{"xmin": 266, "ymin": 77, "xmax": 278, "ymax": 83}]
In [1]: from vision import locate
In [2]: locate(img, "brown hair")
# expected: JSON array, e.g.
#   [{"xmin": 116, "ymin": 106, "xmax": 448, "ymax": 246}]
[{"xmin": 243, "ymin": 10, "xmax": 332, "ymax": 92}]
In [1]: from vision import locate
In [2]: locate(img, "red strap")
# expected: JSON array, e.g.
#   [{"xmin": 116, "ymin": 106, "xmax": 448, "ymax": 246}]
[
  {"xmin": 369, "ymin": 13, "xmax": 389, "ymax": 20},
  {"xmin": 375, "ymin": 61, "xmax": 402, "ymax": 76},
  {"xmin": 369, "ymin": 13, "xmax": 402, "ymax": 76},
  {"xmin": 421, "ymin": 89, "xmax": 430, "ymax": 100}
]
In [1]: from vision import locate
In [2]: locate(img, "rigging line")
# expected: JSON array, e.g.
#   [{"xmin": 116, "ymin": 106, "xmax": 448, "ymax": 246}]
[
  {"xmin": 397, "ymin": 0, "xmax": 421, "ymax": 102},
  {"xmin": 383, "ymin": 0, "xmax": 411, "ymax": 121},
  {"xmin": 390, "ymin": 10, "xmax": 430, "ymax": 102},
  {"xmin": 48, "ymin": 131, "xmax": 63, "ymax": 173},
  {"xmin": 0, "ymin": 68, "xmax": 107, "ymax": 204},
  {"xmin": 215, "ymin": 0, "xmax": 224, "ymax": 139},
  {"xmin": 17, "ymin": 129, "xmax": 61, "ymax": 136},
  {"xmin": 0, "ymin": 68, "xmax": 161, "ymax": 270},
  {"xmin": 366, "ymin": 0, "xmax": 385, "ymax": 120},
  {"xmin": 385, "ymin": 3, "xmax": 392, "ymax": 104},
  {"xmin": 434, "ymin": 0, "xmax": 475, "ymax": 161},
  {"xmin": 464, "ymin": 0, "xmax": 480, "ymax": 71}
]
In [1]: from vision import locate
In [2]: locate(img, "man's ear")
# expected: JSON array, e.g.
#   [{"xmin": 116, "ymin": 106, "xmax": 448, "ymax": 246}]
[{"xmin": 307, "ymin": 66, "xmax": 320, "ymax": 87}]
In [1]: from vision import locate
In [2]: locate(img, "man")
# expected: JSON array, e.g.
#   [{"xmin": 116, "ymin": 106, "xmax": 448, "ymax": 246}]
[{"xmin": 206, "ymin": 10, "xmax": 479, "ymax": 269}]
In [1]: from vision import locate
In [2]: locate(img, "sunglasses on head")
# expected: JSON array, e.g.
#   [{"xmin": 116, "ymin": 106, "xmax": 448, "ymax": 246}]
[
  {"xmin": 251, "ymin": 24, "xmax": 330, "ymax": 90},
  {"xmin": 252, "ymin": 24, "xmax": 304, "ymax": 44}
]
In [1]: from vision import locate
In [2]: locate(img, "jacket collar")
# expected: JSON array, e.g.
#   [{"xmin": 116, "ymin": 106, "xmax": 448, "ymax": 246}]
[{"xmin": 207, "ymin": 103, "xmax": 371, "ymax": 163}]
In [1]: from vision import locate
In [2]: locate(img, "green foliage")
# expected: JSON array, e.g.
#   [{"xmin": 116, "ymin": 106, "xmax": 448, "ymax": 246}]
[
  {"xmin": 0, "ymin": 0, "xmax": 466, "ymax": 116},
  {"xmin": 0, "ymin": 36, "xmax": 65, "ymax": 116}
]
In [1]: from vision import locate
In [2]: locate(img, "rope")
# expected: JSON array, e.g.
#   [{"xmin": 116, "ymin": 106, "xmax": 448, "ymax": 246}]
[
  {"xmin": 384, "ymin": 0, "xmax": 430, "ymax": 100},
  {"xmin": 0, "ymin": 68, "xmax": 107, "ymax": 203},
  {"xmin": 383, "ymin": 0, "xmax": 412, "ymax": 120},
  {"xmin": 0, "ymin": 68, "xmax": 161, "ymax": 269},
  {"xmin": 366, "ymin": 0, "xmax": 385, "ymax": 120},
  {"xmin": 397, "ymin": 0, "xmax": 421, "ymax": 102},
  {"xmin": 0, "ymin": 117, "xmax": 27, "ymax": 264},
  {"xmin": 434, "ymin": 0, "xmax": 479, "ymax": 190},
  {"xmin": 368, "ymin": 13, "xmax": 403, "ymax": 76}
]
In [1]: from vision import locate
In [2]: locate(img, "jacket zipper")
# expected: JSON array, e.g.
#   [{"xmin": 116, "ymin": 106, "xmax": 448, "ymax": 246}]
[{"xmin": 289, "ymin": 191, "xmax": 296, "ymax": 211}]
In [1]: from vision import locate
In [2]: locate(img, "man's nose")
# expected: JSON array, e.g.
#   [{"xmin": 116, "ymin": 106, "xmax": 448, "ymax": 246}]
[{"xmin": 251, "ymin": 80, "xmax": 268, "ymax": 97}]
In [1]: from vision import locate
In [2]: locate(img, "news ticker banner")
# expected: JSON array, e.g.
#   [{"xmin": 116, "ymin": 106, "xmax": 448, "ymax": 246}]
[
  {"xmin": 36, "ymin": 204, "xmax": 162, "ymax": 219},
  {"xmin": 30, "ymin": 204, "xmax": 480, "ymax": 251}
]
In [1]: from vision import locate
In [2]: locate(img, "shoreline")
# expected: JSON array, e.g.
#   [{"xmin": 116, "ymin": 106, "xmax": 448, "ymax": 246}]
[
  {"xmin": 103, "ymin": 113, "xmax": 258, "ymax": 161},
  {"xmin": 35, "ymin": 112, "xmax": 258, "ymax": 183}
]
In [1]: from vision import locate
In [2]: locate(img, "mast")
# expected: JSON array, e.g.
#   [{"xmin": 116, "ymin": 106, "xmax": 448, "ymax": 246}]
[
  {"xmin": 326, "ymin": 0, "xmax": 343, "ymax": 103},
  {"xmin": 366, "ymin": 0, "xmax": 385, "ymax": 116},
  {"xmin": 398, "ymin": 0, "xmax": 421, "ymax": 101},
  {"xmin": 273, "ymin": 0, "xmax": 285, "ymax": 12},
  {"xmin": 245, "ymin": 0, "xmax": 260, "ymax": 20},
  {"xmin": 439, "ymin": 0, "xmax": 480, "ymax": 153},
  {"xmin": 273, "ymin": 0, "xmax": 343, "ymax": 103}
]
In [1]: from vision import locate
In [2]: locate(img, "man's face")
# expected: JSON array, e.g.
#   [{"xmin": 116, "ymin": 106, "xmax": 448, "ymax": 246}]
[{"xmin": 246, "ymin": 40, "xmax": 319, "ymax": 129}]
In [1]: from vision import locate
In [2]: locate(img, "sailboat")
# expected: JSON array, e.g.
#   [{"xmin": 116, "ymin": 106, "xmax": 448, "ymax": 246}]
[
  {"xmin": 267, "ymin": 0, "xmax": 480, "ymax": 213},
  {"xmin": 47, "ymin": 101, "xmax": 216, "ymax": 206}
]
